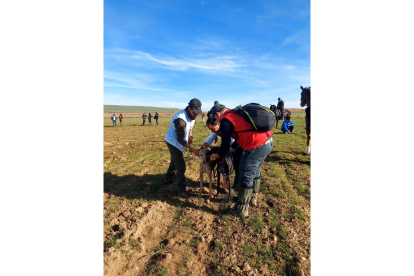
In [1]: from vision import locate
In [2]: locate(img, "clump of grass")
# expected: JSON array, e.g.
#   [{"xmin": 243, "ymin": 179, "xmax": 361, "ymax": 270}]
[
  {"xmin": 151, "ymin": 243, "xmax": 170, "ymax": 257},
  {"xmin": 214, "ymin": 242, "xmax": 223, "ymax": 253},
  {"xmin": 105, "ymin": 233, "xmax": 120, "ymax": 250},
  {"xmin": 241, "ymin": 243, "xmax": 274, "ymax": 267},
  {"xmin": 183, "ymin": 216, "xmax": 193, "ymax": 228},
  {"xmin": 278, "ymin": 225, "xmax": 288, "ymax": 239},
  {"xmin": 295, "ymin": 208, "xmax": 305, "ymax": 220},
  {"xmin": 242, "ymin": 244, "xmax": 255, "ymax": 258},
  {"xmin": 257, "ymin": 245, "xmax": 273, "ymax": 262},
  {"xmin": 146, "ymin": 261, "xmax": 169, "ymax": 276},
  {"xmin": 129, "ymin": 238, "xmax": 141, "ymax": 251},
  {"xmin": 248, "ymin": 214, "xmax": 265, "ymax": 233},
  {"xmin": 271, "ymin": 167, "xmax": 282, "ymax": 178},
  {"xmin": 174, "ymin": 205, "xmax": 182, "ymax": 220}
]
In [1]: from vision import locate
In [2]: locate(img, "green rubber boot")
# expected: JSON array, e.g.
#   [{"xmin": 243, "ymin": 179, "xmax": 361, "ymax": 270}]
[
  {"xmin": 250, "ymin": 177, "xmax": 261, "ymax": 207},
  {"xmin": 228, "ymin": 188, "xmax": 252, "ymax": 217}
]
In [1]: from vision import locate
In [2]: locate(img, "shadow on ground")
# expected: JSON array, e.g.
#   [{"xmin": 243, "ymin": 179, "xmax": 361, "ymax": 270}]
[
  {"xmin": 267, "ymin": 150, "xmax": 310, "ymax": 166},
  {"xmin": 104, "ymin": 172, "xmax": 236, "ymax": 216}
]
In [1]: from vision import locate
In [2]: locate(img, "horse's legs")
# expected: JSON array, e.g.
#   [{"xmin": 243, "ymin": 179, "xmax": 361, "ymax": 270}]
[
  {"xmin": 304, "ymin": 115, "xmax": 311, "ymax": 154},
  {"xmin": 306, "ymin": 129, "xmax": 311, "ymax": 154},
  {"xmin": 305, "ymin": 114, "xmax": 311, "ymax": 154}
]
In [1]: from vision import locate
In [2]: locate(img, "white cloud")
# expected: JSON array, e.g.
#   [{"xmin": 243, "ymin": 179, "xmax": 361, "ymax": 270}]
[
  {"xmin": 104, "ymin": 70, "xmax": 173, "ymax": 92},
  {"xmin": 106, "ymin": 49, "xmax": 244, "ymax": 72}
]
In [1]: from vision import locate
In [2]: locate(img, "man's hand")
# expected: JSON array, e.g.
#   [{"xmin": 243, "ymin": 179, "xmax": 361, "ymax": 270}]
[
  {"xmin": 191, "ymin": 148, "xmax": 200, "ymax": 157},
  {"xmin": 210, "ymin": 153, "xmax": 220, "ymax": 161},
  {"xmin": 188, "ymin": 136, "xmax": 193, "ymax": 144}
]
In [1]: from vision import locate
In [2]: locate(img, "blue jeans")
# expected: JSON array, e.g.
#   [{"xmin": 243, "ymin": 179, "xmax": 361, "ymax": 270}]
[
  {"xmin": 112, "ymin": 120, "xmax": 117, "ymax": 126},
  {"xmin": 239, "ymin": 137, "xmax": 273, "ymax": 189}
]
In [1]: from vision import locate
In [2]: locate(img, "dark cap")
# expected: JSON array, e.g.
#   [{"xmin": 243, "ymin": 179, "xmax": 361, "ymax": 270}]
[
  {"xmin": 214, "ymin": 101, "xmax": 219, "ymax": 105},
  {"xmin": 209, "ymin": 103, "xmax": 226, "ymax": 117},
  {"xmin": 188, "ymin": 98, "xmax": 202, "ymax": 114}
]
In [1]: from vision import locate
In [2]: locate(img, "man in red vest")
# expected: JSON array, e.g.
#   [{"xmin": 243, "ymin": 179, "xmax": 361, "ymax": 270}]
[{"xmin": 209, "ymin": 103, "xmax": 273, "ymax": 217}]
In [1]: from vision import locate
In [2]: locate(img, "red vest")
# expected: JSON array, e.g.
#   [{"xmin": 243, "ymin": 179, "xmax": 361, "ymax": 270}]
[{"xmin": 222, "ymin": 109, "xmax": 273, "ymax": 150}]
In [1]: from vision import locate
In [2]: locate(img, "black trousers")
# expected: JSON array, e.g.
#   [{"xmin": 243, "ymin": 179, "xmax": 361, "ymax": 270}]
[
  {"xmin": 166, "ymin": 142, "xmax": 186, "ymax": 191},
  {"xmin": 232, "ymin": 146, "xmax": 243, "ymax": 187}
]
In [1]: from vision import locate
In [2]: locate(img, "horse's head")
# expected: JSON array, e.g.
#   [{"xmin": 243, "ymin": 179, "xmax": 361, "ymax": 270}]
[{"xmin": 300, "ymin": 86, "xmax": 311, "ymax": 107}]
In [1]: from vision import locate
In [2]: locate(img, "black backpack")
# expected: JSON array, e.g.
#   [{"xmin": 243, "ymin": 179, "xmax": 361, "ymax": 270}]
[{"xmin": 229, "ymin": 103, "xmax": 276, "ymax": 132}]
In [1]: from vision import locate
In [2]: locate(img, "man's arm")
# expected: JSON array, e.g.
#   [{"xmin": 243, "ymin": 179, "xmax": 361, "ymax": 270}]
[
  {"xmin": 202, "ymin": 132, "xmax": 218, "ymax": 148},
  {"xmin": 211, "ymin": 119, "xmax": 234, "ymax": 160},
  {"xmin": 174, "ymin": 118, "xmax": 199, "ymax": 156}
]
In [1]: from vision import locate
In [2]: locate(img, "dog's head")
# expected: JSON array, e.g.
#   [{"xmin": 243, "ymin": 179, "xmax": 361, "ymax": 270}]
[{"xmin": 199, "ymin": 147, "xmax": 208, "ymax": 164}]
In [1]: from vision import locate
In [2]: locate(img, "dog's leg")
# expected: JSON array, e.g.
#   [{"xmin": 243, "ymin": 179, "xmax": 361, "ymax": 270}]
[
  {"xmin": 208, "ymin": 169, "xmax": 212, "ymax": 198},
  {"xmin": 217, "ymin": 163, "xmax": 220, "ymax": 195},
  {"xmin": 228, "ymin": 175, "xmax": 232, "ymax": 199},
  {"xmin": 200, "ymin": 171, "xmax": 203, "ymax": 198}
]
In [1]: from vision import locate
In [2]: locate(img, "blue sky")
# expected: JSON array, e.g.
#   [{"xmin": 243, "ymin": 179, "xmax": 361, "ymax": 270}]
[{"xmin": 104, "ymin": 0, "xmax": 310, "ymax": 110}]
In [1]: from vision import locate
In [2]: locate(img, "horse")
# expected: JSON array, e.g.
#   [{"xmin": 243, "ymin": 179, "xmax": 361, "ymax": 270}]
[
  {"xmin": 270, "ymin": 104, "xmax": 291, "ymax": 129},
  {"xmin": 300, "ymin": 86, "xmax": 311, "ymax": 154}
]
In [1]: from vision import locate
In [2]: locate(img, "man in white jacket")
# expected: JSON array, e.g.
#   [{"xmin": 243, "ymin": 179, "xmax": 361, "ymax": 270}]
[{"xmin": 164, "ymin": 98, "xmax": 202, "ymax": 197}]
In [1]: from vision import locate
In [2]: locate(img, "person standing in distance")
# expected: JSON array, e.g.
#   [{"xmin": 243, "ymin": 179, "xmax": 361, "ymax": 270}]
[
  {"xmin": 119, "ymin": 114, "xmax": 123, "ymax": 126},
  {"xmin": 142, "ymin": 113, "xmax": 147, "ymax": 125},
  {"xmin": 164, "ymin": 98, "xmax": 202, "ymax": 197},
  {"xmin": 276, "ymin": 97, "xmax": 284, "ymax": 119},
  {"xmin": 154, "ymin": 112, "xmax": 159, "ymax": 125},
  {"xmin": 111, "ymin": 114, "xmax": 117, "ymax": 126}
]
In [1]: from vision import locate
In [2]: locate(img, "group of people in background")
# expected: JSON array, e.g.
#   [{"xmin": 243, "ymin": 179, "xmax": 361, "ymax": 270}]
[
  {"xmin": 110, "ymin": 112, "xmax": 160, "ymax": 127},
  {"xmin": 111, "ymin": 114, "xmax": 123, "ymax": 126},
  {"xmin": 142, "ymin": 112, "xmax": 159, "ymax": 126},
  {"xmin": 277, "ymin": 97, "xmax": 295, "ymax": 134}
]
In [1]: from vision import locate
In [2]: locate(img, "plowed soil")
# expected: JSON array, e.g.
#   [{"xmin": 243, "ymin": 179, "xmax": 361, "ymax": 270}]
[{"xmin": 104, "ymin": 115, "xmax": 310, "ymax": 276}]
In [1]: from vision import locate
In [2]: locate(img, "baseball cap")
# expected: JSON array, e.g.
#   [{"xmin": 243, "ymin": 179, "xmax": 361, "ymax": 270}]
[
  {"xmin": 209, "ymin": 103, "xmax": 226, "ymax": 117},
  {"xmin": 188, "ymin": 98, "xmax": 202, "ymax": 114}
]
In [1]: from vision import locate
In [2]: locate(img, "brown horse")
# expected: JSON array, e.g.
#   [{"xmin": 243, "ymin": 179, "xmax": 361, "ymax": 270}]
[
  {"xmin": 300, "ymin": 86, "xmax": 311, "ymax": 154},
  {"xmin": 270, "ymin": 105, "xmax": 291, "ymax": 129}
]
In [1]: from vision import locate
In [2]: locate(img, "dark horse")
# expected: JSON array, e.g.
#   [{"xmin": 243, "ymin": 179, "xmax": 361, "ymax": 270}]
[
  {"xmin": 300, "ymin": 86, "xmax": 311, "ymax": 154},
  {"xmin": 270, "ymin": 105, "xmax": 291, "ymax": 129}
]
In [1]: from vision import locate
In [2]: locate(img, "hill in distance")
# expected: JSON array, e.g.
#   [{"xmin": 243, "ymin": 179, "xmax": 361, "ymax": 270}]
[
  {"xmin": 104, "ymin": 105, "xmax": 305, "ymax": 114},
  {"xmin": 104, "ymin": 105, "xmax": 182, "ymax": 114}
]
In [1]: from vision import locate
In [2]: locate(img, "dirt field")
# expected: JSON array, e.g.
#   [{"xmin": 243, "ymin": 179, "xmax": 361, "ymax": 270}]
[{"xmin": 104, "ymin": 115, "xmax": 310, "ymax": 275}]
